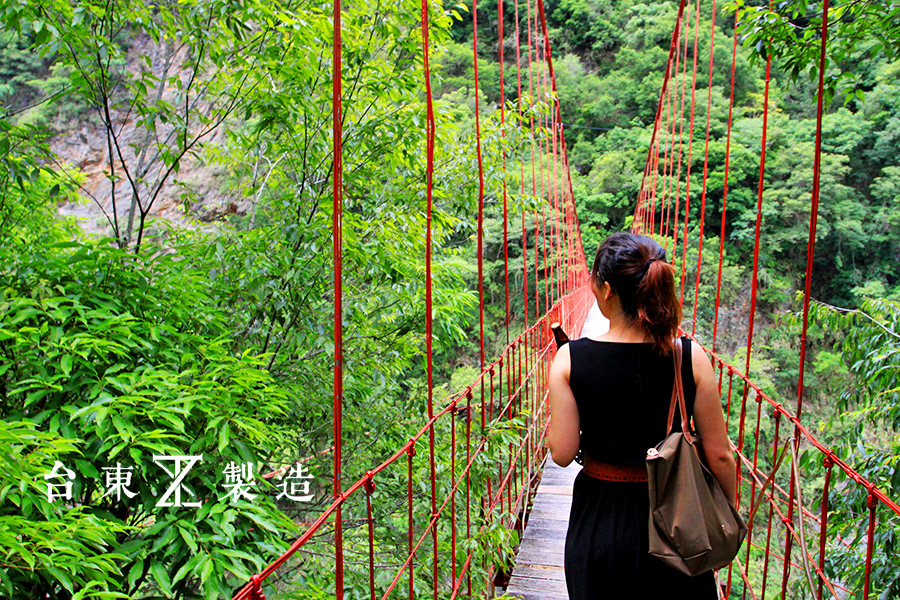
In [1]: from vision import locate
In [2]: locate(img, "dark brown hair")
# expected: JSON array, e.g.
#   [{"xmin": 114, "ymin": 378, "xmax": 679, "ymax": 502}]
[{"xmin": 591, "ymin": 232, "xmax": 682, "ymax": 353}]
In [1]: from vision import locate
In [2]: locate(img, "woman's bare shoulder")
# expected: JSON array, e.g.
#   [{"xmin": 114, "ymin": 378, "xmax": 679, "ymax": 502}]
[
  {"xmin": 689, "ymin": 339, "xmax": 716, "ymax": 381},
  {"xmin": 550, "ymin": 342, "xmax": 571, "ymax": 371}
]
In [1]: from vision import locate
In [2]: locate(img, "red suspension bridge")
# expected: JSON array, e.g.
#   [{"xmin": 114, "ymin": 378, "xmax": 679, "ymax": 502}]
[{"xmin": 234, "ymin": 0, "xmax": 900, "ymax": 598}]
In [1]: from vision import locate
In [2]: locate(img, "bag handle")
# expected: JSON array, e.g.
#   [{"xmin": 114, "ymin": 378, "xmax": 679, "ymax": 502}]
[{"xmin": 665, "ymin": 338, "xmax": 691, "ymax": 437}]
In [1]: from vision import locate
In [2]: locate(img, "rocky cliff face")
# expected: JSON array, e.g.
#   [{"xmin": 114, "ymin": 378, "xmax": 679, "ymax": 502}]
[{"xmin": 47, "ymin": 33, "xmax": 250, "ymax": 240}]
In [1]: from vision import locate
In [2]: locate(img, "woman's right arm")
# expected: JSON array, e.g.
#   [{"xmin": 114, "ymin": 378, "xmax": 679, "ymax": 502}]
[
  {"xmin": 548, "ymin": 344, "xmax": 581, "ymax": 467},
  {"xmin": 690, "ymin": 340, "xmax": 737, "ymax": 506}
]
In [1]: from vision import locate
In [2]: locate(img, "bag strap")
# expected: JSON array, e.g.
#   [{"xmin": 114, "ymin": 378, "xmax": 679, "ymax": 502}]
[{"xmin": 665, "ymin": 338, "xmax": 691, "ymax": 436}]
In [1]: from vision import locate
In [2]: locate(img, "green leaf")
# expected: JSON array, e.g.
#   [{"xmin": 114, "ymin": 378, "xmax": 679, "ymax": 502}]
[
  {"xmin": 60, "ymin": 354, "xmax": 73, "ymax": 377},
  {"xmin": 127, "ymin": 561, "xmax": 144, "ymax": 590},
  {"xmin": 0, "ymin": 568, "xmax": 13, "ymax": 597},
  {"xmin": 217, "ymin": 423, "xmax": 230, "ymax": 453},
  {"xmin": 46, "ymin": 567, "xmax": 74, "ymax": 593},
  {"xmin": 149, "ymin": 561, "xmax": 173, "ymax": 597},
  {"xmin": 171, "ymin": 553, "xmax": 200, "ymax": 586}
]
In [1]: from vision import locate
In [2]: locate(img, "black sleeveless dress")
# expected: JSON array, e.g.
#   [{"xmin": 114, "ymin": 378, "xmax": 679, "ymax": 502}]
[{"xmin": 563, "ymin": 337, "xmax": 718, "ymax": 599}]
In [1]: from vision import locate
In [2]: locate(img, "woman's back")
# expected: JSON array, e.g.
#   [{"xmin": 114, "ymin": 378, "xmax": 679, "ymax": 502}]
[
  {"xmin": 568, "ymin": 338, "xmax": 695, "ymax": 466},
  {"xmin": 548, "ymin": 232, "xmax": 734, "ymax": 599}
]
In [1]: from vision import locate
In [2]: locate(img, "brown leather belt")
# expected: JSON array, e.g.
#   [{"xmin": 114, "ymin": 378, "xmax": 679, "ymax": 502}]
[{"xmin": 583, "ymin": 456, "xmax": 648, "ymax": 482}]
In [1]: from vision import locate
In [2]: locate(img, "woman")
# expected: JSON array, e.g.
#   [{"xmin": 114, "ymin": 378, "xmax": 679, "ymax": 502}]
[{"xmin": 548, "ymin": 232, "xmax": 736, "ymax": 599}]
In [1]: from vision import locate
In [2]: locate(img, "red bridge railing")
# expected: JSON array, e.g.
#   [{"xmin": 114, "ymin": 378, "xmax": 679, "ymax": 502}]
[
  {"xmin": 233, "ymin": 0, "xmax": 590, "ymax": 594},
  {"xmin": 234, "ymin": 288, "xmax": 592, "ymax": 600},
  {"xmin": 635, "ymin": 0, "xmax": 900, "ymax": 597},
  {"xmin": 233, "ymin": 0, "xmax": 900, "ymax": 596}
]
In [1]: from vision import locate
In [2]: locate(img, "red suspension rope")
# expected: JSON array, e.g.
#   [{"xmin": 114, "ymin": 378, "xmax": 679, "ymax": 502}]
[
  {"xmin": 634, "ymin": 0, "xmax": 689, "ymax": 227},
  {"xmin": 514, "ymin": 0, "xmax": 528, "ymax": 328},
  {"xmin": 679, "ymin": 0, "xmax": 701, "ymax": 305},
  {"xmin": 712, "ymin": 8, "xmax": 740, "ymax": 354},
  {"xmin": 691, "ymin": 0, "xmax": 715, "ymax": 336},
  {"xmin": 331, "ymin": 0, "xmax": 344, "ymax": 593},
  {"xmin": 499, "ymin": 0, "xmax": 510, "ymax": 342},
  {"xmin": 669, "ymin": 10, "xmax": 690, "ymax": 260},
  {"xmin": 420, "ymin": 0, "xmax": 439, "ymax": 593},
  {"xmin": 782, "ymin": 0, "xmax": 831, "ymax": 593},
  {"xmin": 473, "ymin": 0, "xmax": 486, "ymax": 370}
]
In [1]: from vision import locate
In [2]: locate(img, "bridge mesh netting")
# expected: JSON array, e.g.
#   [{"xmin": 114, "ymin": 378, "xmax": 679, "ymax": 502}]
[{"xmin": 233, "ymin": 0, "xmax": 900, "ymax": 598}]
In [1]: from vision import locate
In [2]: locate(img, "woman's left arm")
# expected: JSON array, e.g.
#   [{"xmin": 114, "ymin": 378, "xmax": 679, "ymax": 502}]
[
  {"xmin": 548, "ymin": 344, "xmax": 581, "ymax": 467},
  {"xmin": 691, "ymin": 340, "xmax": 737, "ymax": 505}
]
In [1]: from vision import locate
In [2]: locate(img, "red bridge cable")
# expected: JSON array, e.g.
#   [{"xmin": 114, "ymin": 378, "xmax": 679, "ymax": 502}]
[
  {"xmin": 473, "ymin": 0, "xmax": 486, "ymax": 370},
  {"xmin": 818, "ymin": 456, "xmax": 834, "ymax": 600},
  {"xmin": 420, "ymin": 0, "xmax": 439, "ymax": 594},
  {"xmin": 634, "ymin": 0, "xmax": 689, "ymax": 229},
  {"xmin": 736, "ymin": 32, "xmax": 773, "ymax": 516},
  {"xmin": 536, "ymin": 24, "xmax": 550, "ymax": 308},
  {"xmin": 649, "ymin": 114, "xmax": 661, "ymax": 234},
  {"xmin": 691, "ymin": 0, "xmax": 715, "ymax": 337},
  {"xmin": 535, "ymin": 12, "xmax": 549, "ymax": 317},
  {"xmin": 524, "ymin": 0, "xmax": 539, "ymax": 322},
  {"xmin": 734, "ymin": 23, "xmax": 767, "ymax": 572},
  {"xmin": 664, "ymin": 32, "xmax": 681, "ymax": 245},
  {"xmin": 513, "ymin": 0, "xmax": 528, "ymax": 328},
  {"xmin": 669, "ymin": 9, "xmax": 690, "ymax": 261},
  {"xmin": 331, "ymin": 0, "xmax": 345, "ymax": 593},
  {"xmin": 536, "ymin": 0, "xmax": 580, "ymax": 299},
  {"xmin": 795, "ymin": 0, "xmax": 830, "ymax": 440},
  {"xmin": 663, "ymin": 39, "xmax": 679, "ymax": 244},
  {"xmin": 660, "ymin": 83, "xmax": 673, "ymax": 244},
  {"xmin": 783, "ymin": 0, "xmax": 831, "ymax": 594},
  {"xmin": 761, "ymin": 413, "xmax": 782, "ymax": 597},
  {"xmin": 498, "ymin": 0, "xmax": 510, "ymax": 343},
  {"xmin": 712, "ymin": 8, "xmax": 740, "ymax": 355},
  {"xmin": 714, "ymin": 10, "xmax": 740, "ymax": 593},
  {"xmin": 679, "ymin": 0, "xmax": 701, "ymax": 306}
]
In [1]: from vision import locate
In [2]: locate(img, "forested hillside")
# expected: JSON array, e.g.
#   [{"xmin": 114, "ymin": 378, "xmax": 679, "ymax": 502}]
[{"xmin": 2, "ymin": 0, "xmax": 899, "ymax": 597}]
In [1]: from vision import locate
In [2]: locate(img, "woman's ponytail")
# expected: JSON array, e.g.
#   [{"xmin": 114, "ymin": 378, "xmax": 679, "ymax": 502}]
[
  {"xmin": 591, "ymin": 233, "xmax": 682, "ymax": 354},
  {"xmin": 635, "ymin": 259, "xmax": 681, "ymax": 353}
]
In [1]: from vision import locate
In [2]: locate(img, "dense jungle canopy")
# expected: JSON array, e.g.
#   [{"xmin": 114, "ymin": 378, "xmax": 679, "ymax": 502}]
[{"xmin": 1, "ymin": 0, "xmax": 899, "ymax": 597}]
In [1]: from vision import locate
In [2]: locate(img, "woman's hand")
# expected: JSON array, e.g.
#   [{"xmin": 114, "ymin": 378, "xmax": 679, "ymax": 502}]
[
  {"xmin": 690, "ymin": 340, "xmax": 737, "ymax": 506},
  {"xmin": 548, "ymin": 344, "xmax": 581, "ymax": 467}
]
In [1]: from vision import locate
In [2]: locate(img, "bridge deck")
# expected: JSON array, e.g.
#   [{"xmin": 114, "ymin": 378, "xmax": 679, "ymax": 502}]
[
  {"xmin": 505, "ymin": 300, "xmax": 607, "ymax": 600},
  {"xmin": 505, "ymin": 459, "xmax": 579, "ymax": 600}
]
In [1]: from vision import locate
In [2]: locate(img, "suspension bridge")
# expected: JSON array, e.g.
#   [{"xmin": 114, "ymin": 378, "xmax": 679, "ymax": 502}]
[{"xmin": 233, "ymin": 0, "xmax": 900, "ymax": 598}]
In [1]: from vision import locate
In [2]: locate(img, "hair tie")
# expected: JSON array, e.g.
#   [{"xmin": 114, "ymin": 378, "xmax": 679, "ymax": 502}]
[{"xmin": 646, "ymin": 258, "xmax": 658, "ymax": 267}]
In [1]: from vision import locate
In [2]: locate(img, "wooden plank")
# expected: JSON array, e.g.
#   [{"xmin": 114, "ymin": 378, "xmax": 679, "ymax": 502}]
[
  {"xmin": 530, "ymin": 496, "xmax": 572, "ymax": 511},
  {"xmin": 522, "ymin": 522, "xmax": 570, "ymax": 537},
  {"xmin": 511, "ymin": 564, "xmax": 565, "ymax": 579},
  {"xmin": 518, "ymin": 536, "xmax": 565, "ymax": 555},
  {"xmin": 508, "ymin": 574, "xmax": 569, "ymax": 595},
  {"xmin": 527, "ymin": 506, "xmax": 571, "ymax": 522},
  {"xmin": 514, "ymin": 547, "xmax": 565, "ymax": 567},
  {"xmin": 505, "ymin": 592, "xmax": 569, "ymax": 600},
  {"xmin": 505, "ymin": 455, "xmax": 579, "ymax": 599},
  {"xmin": 505, "ymin": 308, "xmax": 606, "ymax": 599},
  {"xmin": 540, "ymin": 485, "xmax": 574, "ymax": 495}
]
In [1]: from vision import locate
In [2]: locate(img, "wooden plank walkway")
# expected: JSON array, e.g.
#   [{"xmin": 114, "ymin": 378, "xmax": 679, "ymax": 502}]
[
  {"xmin": 505, "ymin": 458, "xmax": 579, "ymax": 600},
  {"xmin": 505, "ymin": 300, "xmax": 608, "ymax": 600}
]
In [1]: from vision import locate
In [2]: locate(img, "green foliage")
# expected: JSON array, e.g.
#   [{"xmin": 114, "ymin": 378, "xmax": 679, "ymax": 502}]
[
  {"xmin": 0, "ymin": 421, "xmax": 129, "ymax": 598},
  {"xmin": 1, "ymin": 0, "xmax": 551, "ymax": 596},
  {"xmin": 3, "ymin": 0, "xmax": 899, "ymax": 596},
  {"xmin": 0, "ymin": 239, "xmax": 296, "ymax": 598},
  {"xmin": 788, "ymin": 298, "xmax": 900, "ymax": 598},
  {"xmin": 547, "ymin": 0, "xmax": 624, "ymax": 66},
  {"xmin": 0, "ymin": 120, "xmax": 80, "ymax": 249},
  {"xmin": 728, "ymin": 0, "xmax": 900, "ymax": 104}
]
